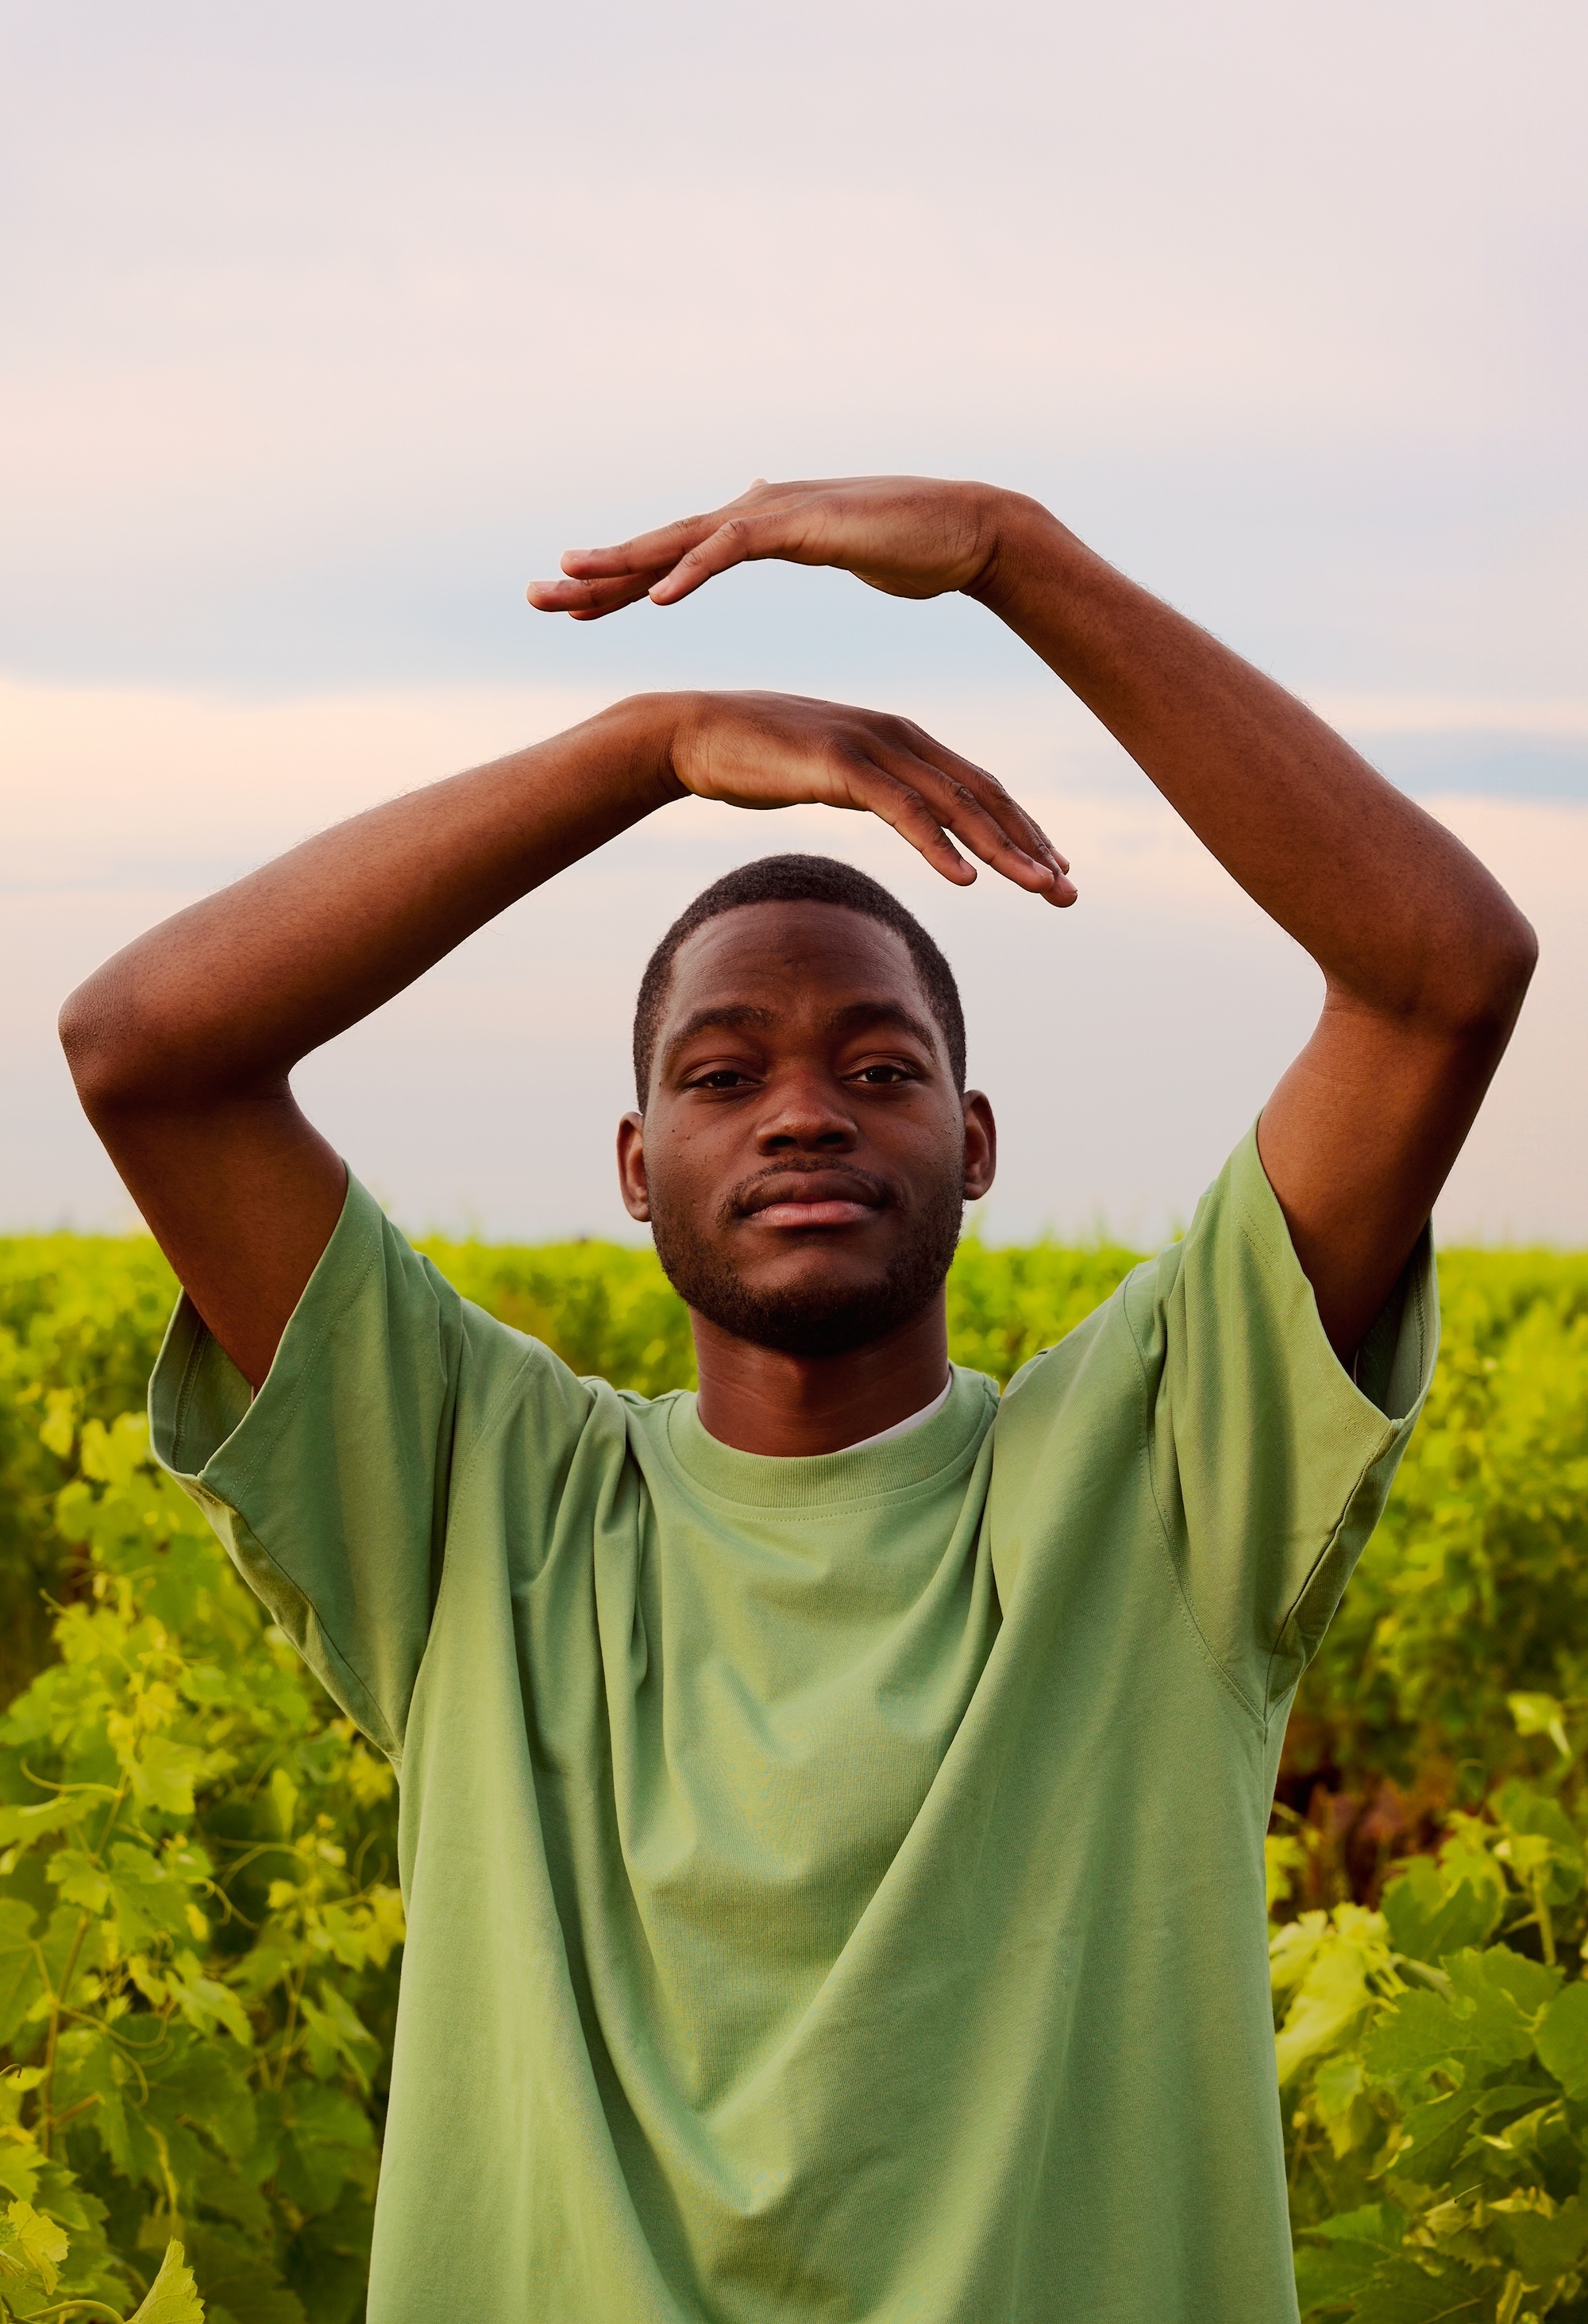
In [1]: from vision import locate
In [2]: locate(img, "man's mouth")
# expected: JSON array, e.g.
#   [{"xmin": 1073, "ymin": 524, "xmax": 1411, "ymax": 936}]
[{"xmin": 735, "ymin": 1172, "xmax": 889, "ymax": 1231}]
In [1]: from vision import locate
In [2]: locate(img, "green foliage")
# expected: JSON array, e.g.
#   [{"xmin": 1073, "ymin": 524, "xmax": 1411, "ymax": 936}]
[
  {"xmin": 0, "ymin": 1411, "xmax": 403, "ymax": 2322},
  {"xmin": 0, "ymin": 1239, "xmax": 179, "ymax": 1701},
  {"xmin": 1293, "ymin": 1251, "xmax": 1588, "ymax": 1797},
  {"xmin": 1272, "ymin": 1752, "xmax": 1588, "ymax": 2322}
]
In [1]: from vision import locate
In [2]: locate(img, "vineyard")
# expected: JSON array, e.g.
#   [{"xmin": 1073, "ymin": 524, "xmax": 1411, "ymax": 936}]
[{"xmin": 2, "ymin": 1228, "xmax": 1586, "ymax": 2322}]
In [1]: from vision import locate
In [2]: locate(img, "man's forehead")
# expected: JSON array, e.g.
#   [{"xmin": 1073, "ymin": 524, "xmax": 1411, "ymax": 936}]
[
  {"xmin": 669, "ymin": 896, "xmax": 920, "ymax": 981},
  {"xmin": 664, "ymin": 901, "xmax": 925, "ymax": 1010},
  {"xmin": 658, "ymin": 903, "xmax": 939, "ymax": 1049}
]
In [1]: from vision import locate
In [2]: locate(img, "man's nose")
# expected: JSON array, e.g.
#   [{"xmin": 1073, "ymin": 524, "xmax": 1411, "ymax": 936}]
[{"xmin": 755, "ymin": 1069, "xmax": 858, "ymax": 1152}]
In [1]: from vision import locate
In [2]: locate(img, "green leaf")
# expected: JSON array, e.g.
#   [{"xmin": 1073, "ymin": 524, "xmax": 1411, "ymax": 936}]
[
  {"xmin": 128, "ymin": 1735, "xmax": 208, "ymax": 1817},
  {"xmin": 1494, "ymin": 1783, "xmax": 1585, "ymax": 1906},
  {"xmin": 0, "ymin": 1898, "xmax": 42, "ymax": 2048},
  {"xmin": 184, "ymin": 2225, "xmax": 303, "ymax": 2324},
  {"xmin": 126, "ymin": 2237, "xmax": 205, "ymax": 2324},
  {"xmin": 1381, "ymin": 1853, "xmax": 1504, "ymax": 1964},
  {"xmin": 1509, "ymin": 1690, "xmax": 1572, "ymax": 1758},
  {"xmin": 1362, "ymin": 1971, "xmax": 1533, "ymax": 2093},
  {"xmin": 1499, "ymin": 2191, "xmax": 1588, "ymax": 2276},
  {"xmin": 1296, "ymin": 2236, "xmax": 1383, "ymax": 2311},
  {"xmin": 1448, "ymin": 1944, "xmax": 1559, "ymax": 2018},
  {"xmin": 1536, "ymin": 1978, "xmax": 1588, "ymax": 2099},
  {"xmin": 1345, "ymin": 2254, "xmax": 1485, "ymax": 2322},
  {"xmin": 0, "ymin": 2197, "xmax": 70, "ymax": 2294},
  {"xmin": 52, "ymin": 2025, "xmax": 133, "ymax": 2174},
  {"xmin": 0, "ymin": 1794, "xmax": 94, "ymax": 1851},
  {"xmin": 1307, "ymin": 2203, "xmax": 1409, "ymax": 2246}
]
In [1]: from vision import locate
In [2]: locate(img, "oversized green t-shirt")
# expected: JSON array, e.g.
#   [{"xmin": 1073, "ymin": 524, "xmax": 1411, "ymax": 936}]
[{"xmin": 151, "ymin": 1127, "xmax": 1436, "ymax": 2324}]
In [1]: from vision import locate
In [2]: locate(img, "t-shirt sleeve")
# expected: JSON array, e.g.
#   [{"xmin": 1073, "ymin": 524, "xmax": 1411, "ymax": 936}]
[
  {"xmin": 1123, "ymin": 1123, "xmax": 1439, "ymax": 1725},
  {"xmin": 148, "ymin": 1171, "xmax": 580, "ymax": 1764}
]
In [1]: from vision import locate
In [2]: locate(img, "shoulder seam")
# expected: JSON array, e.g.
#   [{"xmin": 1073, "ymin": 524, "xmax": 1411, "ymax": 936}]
[{"xmin": 1120, "ymin": 1258, "xmax": 1269, "ymax": 1735}]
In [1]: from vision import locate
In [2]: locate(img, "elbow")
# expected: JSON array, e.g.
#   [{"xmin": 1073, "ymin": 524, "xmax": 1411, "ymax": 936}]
[
  {"xmin": 59, "ymin": 969, "xmax": 169, "ymax": 1123},
  {"xmin": 1434, "ymin": 907, "xmax": 1539, "ymax": 1046},
  {"xmin": 59, "ymin": 973, "xmax": 129, "ymax": 1120}
]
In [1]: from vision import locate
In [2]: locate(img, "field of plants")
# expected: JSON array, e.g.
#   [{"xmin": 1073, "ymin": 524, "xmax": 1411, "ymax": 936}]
[{"xmin": 1, "ymin": 1226, "xmax": 1586, "ymax": 2322}]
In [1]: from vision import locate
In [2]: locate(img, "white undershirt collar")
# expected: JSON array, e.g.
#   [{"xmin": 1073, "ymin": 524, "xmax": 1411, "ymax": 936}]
[{"xmin": 839, "ymin": 1374, "xmax": 954, "ymax": 1453}]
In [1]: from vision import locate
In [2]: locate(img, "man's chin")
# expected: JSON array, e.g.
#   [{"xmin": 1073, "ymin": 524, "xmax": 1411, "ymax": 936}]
[{"xmin": 650, "ymin": 1203, "xmax": 964, "ymax": 1362}]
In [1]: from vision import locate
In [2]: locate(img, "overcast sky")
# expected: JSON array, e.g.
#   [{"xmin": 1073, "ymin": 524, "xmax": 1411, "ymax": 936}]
[{"xmin": 3, "ymin": 0, "xmax": 1585, "ymax": 1243}]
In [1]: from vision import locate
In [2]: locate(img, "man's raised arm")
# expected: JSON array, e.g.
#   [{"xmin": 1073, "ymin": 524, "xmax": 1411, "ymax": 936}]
[
  {"xmin": 533, "ymin": 478, "xmax": 1537, "ymax": 1357},
  {"xmin": 61, "ymin": 686, "xmax": 1066, "ymax": 1389}
]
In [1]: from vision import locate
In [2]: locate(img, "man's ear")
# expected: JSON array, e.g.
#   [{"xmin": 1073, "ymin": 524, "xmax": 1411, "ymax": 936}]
[
  {"xmin": 616, "ymin": 1112, "xmax": 650, "ymax": 1222},
  {"xmin": 962, "ymin": 1090, "xmax": 996, "ymax": 1203}
]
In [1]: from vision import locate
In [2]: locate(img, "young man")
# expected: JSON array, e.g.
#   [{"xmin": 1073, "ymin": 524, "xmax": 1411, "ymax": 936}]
[{"xmin": 62, "ymin": 476, "xmax": 1533, "ymax": 2322}]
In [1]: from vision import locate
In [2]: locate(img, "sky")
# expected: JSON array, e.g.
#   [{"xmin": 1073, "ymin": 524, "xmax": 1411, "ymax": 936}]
[{"xmin": 2, "ymin": 0, "xmax": 1585, "ymax": 1245}]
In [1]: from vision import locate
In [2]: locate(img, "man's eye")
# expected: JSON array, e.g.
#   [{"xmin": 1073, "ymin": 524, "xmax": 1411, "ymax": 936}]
[
  {"xmin": 694, "ymin": 1070, "xmax": 754, "ymax": 1089},
  {"xmin": 852, "ymin": 1064, "xmax": 914, "ymax": 1085}
]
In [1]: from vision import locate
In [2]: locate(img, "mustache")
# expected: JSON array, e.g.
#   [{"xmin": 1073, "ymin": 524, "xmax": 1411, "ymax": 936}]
[{"xmin": 719, "ymin": 1160, "xmax": 897, "ymax": 1227}]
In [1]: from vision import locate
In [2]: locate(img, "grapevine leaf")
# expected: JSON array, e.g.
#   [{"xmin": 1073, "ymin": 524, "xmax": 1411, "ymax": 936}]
[
  {"xmin": 1536, "ymin": 1979, "xmax": 1588, "ymax": 2099},
  {"xmin": 1342, "ymin": 2254, "xmax": 1485, "ymax": 2322},
  {"xmin": 125, "ymin": 2237, "xmax": 205, "ymax": 2324},
  {"xmin": 183, "ymin": 2225, "xmax": 303, "ymax": 2324},
  {"xmin": 1381, "ymin": 1854, "xmax": 1504, "ymax": 1964},
  {"xmin": 0, "ymin": 1901, "xmax": 42, "ymax": 2048},
  {"xmin": 0, "ymin": 2197, "xmax": 70, "ymax": 2294},
  {"xmin": 1362, "ymin": 1974, "xmax": 1532, "ymax": 2093}
]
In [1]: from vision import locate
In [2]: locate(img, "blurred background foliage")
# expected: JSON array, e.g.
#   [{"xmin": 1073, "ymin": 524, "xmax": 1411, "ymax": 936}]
[{"xmin": 2, "ymin": 1227, "xmax": 1586, "ymax": 2319}]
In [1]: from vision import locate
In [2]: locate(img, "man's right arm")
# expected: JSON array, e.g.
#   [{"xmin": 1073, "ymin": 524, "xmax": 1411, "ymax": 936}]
[
  {"xmin": 60, "ymin": 698, "xmax": 690, "ymax": 1387},
  {"xmin": 62, "ymin": 688, "xmax": 1064, "ymax": 1389}
]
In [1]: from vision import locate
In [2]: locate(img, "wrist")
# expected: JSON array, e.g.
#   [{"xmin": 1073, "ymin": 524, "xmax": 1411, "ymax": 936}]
[
  {"xmin": 595, "ymin": 692, "xmax": 696, "ymax": 811},
  {"xmin": 963, "ymin": 490, "xmax": 1077, "ymax": 621}
]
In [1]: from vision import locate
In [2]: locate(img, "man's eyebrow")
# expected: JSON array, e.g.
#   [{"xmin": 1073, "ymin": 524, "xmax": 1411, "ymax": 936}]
[
  {"xmin": 823, "ymin": 1000, "xmax": 941, "ymax": 1051},
  {"xmin": 661, "ymin": 1004, "xmax": 776, "ymax": 1064}
]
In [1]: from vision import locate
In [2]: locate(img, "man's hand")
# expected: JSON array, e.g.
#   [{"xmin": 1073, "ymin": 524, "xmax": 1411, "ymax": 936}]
[
  {"xmin": 526, "ymin": 476, "xmax": 1016, "ymax": 621},
  {"xmin": 669, "ymin": 690, "xmax": 1072, "ymax": 904}
]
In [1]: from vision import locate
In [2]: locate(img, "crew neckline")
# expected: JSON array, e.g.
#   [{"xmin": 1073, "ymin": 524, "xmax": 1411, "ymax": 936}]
[{"xmin": 662, "ymin": 1367, "xmax": 998, "ymax": 1511}]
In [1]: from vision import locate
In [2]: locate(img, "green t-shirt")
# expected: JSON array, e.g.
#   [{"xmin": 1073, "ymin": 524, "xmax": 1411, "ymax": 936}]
[{"xmin": 151, "ymin": 1128, "xmax": 1436, "ymax": 2324}]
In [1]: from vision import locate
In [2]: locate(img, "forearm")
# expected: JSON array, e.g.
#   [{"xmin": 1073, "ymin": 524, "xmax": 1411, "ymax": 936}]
[
  {"xmin": 62, "ymin": 695, "xmax": 676, "ymax": 1113},
  {"xmin": 976, "ymin": 498, "xmax": 1534, "ymax": 1027}
]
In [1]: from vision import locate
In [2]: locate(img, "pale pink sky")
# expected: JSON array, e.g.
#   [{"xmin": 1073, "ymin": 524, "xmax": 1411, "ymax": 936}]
[{"xmin": 2, "ymin": 0, "xmax": 1585, "ymax": 1238}]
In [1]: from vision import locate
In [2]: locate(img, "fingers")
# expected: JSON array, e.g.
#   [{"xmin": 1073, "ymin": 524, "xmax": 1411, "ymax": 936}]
[
  {"xmin": 645, "ymin": 511, "xmax": 791, "ymax": 605},
  {"xmin": 557, "ymin": 509, "xmax": 730, "ymax": 581},
  {"xmin": 873, "ymin": 725, "xmax": 1074, "ymax": 903},
  {"xmin": 884, "ymin": 751, "xmax": 1076, "ymax": 905},
  {"xmin": 813, "ymin": 719, "xmax": 1073, "ymax": 905},
  {"xmin": 525, "ymin": 569, "xmax": 668, "ymax": 621},
  {"xmin": 534, "ymin": 481, "xmax": 814, "ymax": 615}
]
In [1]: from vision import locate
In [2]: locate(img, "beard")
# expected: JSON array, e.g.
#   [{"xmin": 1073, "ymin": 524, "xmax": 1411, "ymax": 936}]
[{"xmin": 649, "ymin": 1158, "xmax": 966, "ymax": 1359}]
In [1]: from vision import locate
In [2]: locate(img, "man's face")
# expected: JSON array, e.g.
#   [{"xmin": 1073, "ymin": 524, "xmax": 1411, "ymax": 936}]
[{"xmin": 617, "ymin": 900, "xmax": 996, "ymax": 1358}]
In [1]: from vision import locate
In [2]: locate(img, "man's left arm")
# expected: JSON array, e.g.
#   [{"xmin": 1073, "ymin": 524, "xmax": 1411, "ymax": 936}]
[
  {"xmin": 973, "ymin": 495, "xmax": 1536, "ymax": 1359},
  {"xmin": 532, "ymin": 478, "xmax": 1537, "ymax": 1359}
]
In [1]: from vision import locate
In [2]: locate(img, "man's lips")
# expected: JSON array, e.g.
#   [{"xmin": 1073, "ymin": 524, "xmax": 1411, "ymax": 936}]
[
  {"xmin": 735, "ymin": 1174, "xmax": 888, "ymax": 1230},
  {"xmin": 750, "ymin": 1197, "xmax": 877, "ymax": 1229}
]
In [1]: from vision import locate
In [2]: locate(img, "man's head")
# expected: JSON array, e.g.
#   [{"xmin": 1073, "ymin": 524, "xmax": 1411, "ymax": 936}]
[{"xmin": 617, "ymin": 855, "xmax": 995, "ymax": 1359}]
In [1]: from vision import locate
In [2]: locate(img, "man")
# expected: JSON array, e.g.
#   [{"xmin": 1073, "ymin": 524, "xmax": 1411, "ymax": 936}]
[{"xmin": 62, "ymin": 476, "xmax": 1534, "ymax": 2322}]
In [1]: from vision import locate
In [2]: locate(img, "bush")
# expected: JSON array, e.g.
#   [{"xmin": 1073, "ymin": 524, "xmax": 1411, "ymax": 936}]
[
  {"xmin": 1274, "ymin": 1736, "xmax": 1588, "ymax": 2321},
  {"xmin": 0, "ymin": 1414, "xmax": 402, "ymax": 2322}
]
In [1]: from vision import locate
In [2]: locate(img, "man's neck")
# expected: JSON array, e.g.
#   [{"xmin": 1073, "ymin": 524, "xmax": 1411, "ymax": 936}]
[{"xmin": 691, "ymin": 1297, "xmax": 952, "ymax": 1457}]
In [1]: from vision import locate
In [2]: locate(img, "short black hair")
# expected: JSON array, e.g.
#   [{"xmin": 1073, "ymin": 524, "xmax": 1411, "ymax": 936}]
[{"xmin": 632, "ymin": 854, "xmax": 966, "ymax": 1107}]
